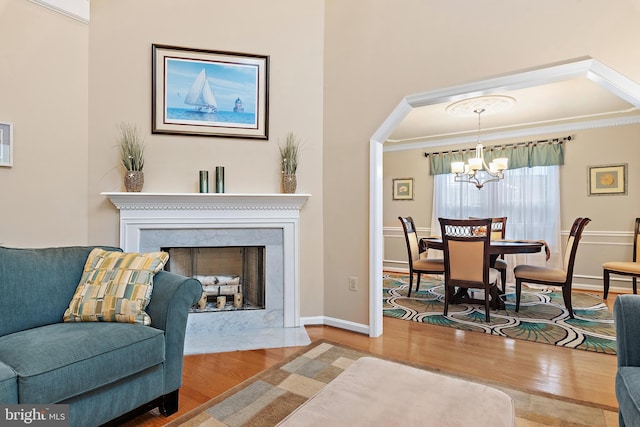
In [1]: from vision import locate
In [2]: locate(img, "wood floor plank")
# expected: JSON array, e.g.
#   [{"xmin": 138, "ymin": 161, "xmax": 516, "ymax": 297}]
[{"xmin": 122, "ymin": 294, "xmax": 620, "ymax": 426}]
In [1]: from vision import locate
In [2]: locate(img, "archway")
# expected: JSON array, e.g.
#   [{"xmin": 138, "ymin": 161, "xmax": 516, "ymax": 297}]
[{"xmin": 368, "ymin": 58, "xmax": 640, "ymax": 337}]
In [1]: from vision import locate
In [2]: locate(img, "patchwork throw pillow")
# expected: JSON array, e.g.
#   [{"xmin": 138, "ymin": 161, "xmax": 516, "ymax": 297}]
[{"xmin": 63, "ymin": 248, "xmax": 169, "ymax": 325}]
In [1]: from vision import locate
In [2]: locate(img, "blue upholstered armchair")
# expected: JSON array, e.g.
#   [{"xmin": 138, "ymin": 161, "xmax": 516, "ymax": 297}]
[{"xmin": 614, "ymin": 294, "xmax": 640, "ymax": 427}]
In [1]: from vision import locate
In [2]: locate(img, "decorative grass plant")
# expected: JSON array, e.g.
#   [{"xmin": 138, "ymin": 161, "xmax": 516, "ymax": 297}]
[
  {"xmin": 118, "ymin": 122, "xmax": 144, "ymax": 172},
  {"xmin": 279, "ymin": 132, "xmax": 300, "ymax": 175}
]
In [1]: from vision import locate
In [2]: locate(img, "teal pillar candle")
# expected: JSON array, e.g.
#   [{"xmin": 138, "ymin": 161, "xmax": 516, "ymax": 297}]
[
  {"xmin": 215, "ymin": 166, "xmax": 225, "ymax": 193},
  {"xmin": 199, "ymin": 170, "xmax": 209, "ymax": 193}
]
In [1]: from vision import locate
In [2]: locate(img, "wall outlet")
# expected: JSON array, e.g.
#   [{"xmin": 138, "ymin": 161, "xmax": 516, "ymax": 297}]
[{"xmin": 348, "ymin": 276, "xmax": 358, "ymax": 291}]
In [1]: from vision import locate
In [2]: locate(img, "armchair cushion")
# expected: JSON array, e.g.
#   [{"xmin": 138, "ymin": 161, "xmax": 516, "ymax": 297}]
[
  {"xmin": 0, "ymin": 246, "xmax": 121, "ymax": 337},
  {"xmin": 0, "ymin": 322, "xmax": 164, "ymax": 403},
  {"xmin": 63, "ymin": 249, "xmax": 169, "ymax": 325}
]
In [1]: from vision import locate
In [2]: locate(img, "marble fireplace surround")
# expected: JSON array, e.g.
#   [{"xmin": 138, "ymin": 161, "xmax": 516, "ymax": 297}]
[{"xmin": 102, "ymin": 192, "xmax": 311, "ymax": 354}]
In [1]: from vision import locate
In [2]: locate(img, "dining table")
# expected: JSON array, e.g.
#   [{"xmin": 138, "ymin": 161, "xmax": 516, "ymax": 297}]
[{"xmin": 420, "ymin": 237, "xmax": 546, "ymax": 310}]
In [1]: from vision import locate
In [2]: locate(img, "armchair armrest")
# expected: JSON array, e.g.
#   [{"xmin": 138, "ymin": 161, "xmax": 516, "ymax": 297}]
[
  {"xmin": 614, "ymin": 294, "xmax": 640, "ymax": 367},
  {"xmin": 146, "ymin": 271, "xmax": 202, "ymax": 393}
]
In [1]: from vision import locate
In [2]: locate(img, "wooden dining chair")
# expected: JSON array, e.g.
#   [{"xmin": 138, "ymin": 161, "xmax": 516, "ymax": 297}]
[
  {"xmin": 603, "ymin": 217, "xmax": 640, "ymax": 299},
  {"xmin": 398, "ymin": 216, "xmax": 444, "ymax": 297},
  {"xmin": 514, "ymin": 217, "xmax": 591, "ymax": 318},
  {"xmin": 439, "ymin": 217, "xmax": 500, "ymax": 322}
]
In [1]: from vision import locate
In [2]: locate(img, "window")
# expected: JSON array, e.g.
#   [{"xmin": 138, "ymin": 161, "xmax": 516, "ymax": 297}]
[{"xmin": 430, "ymin": 166, "xmax": 562, "ymax": 279}]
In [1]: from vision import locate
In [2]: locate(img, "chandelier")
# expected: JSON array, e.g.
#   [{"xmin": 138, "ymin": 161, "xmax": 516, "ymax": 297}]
[{"xmin": 448, "ymin": 97, "xmax": 512, "ymax": 189}]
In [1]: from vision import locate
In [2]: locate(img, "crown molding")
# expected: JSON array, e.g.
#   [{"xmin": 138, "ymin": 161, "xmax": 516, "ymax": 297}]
[
  {"xmin": 384, "ymin": 114, "xmax": 640, "ymax": 152},
  {"xmin": 30, "ymin": 0, "xmax": 89, "ymax": 23}
]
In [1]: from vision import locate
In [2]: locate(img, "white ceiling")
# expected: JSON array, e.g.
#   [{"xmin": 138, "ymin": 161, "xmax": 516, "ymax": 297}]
[{"xmin": 385, "ymin": 62, "xmax": 640, "ymax": 150}]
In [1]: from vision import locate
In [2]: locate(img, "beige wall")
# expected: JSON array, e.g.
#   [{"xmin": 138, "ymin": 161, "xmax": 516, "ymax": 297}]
[
  {"xmin": 2, "ymin": 0, "xmax": 640, "ymax": 328},
  {"xmin": 86, "ymin": 0, "xmax": 325, "ymax": 317},
  {"xmin": 384, "ymin": 149, "xmax": 432, "ymax": 231},
  {"xmin": 0, "ymin": 0, "xmax": 88, "ymax": 246},
  {"xmin": 561, "ymin": 126, "xmax": 639, "ymax": 229}
]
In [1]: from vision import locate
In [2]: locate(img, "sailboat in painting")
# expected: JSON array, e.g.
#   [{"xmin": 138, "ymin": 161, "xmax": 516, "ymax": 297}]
[{"xmin": 184, "ymin": 69, "xmax": 217, "ymax": 113}]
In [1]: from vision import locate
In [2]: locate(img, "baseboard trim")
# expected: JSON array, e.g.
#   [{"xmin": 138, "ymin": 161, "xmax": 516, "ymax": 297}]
[
  {"xmin": 573, "ymin": 283, "xmax": 633, "ymax": 296},
  {"xmin": 301, "ymin": 316, "xmax": 370, "ymax": 335},
  {"xmin": 382, "ymin": 266, "xmax": 409, "ymax": 274}
]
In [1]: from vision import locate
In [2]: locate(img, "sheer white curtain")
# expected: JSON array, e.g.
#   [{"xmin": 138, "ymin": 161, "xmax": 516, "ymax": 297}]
[{"xmin": 430, "ymin": 166, "xmax": 562, "ymax": 283}]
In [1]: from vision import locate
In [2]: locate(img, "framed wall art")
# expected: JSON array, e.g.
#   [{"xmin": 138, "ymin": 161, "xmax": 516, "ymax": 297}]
[
  {"xmin": 0, "ymin": 122, "xmax": 13, "ymax": 167},
  {"xmin": 152, "ymin": 44, "xmax": 269, "ymax": 139},
  {"xmin": 392, "ymin": 178, "xmax": 414, "ymax": 200},
  {"xmin": 587, "ymin": 163, "xmax": 627, "ymax": 196}
]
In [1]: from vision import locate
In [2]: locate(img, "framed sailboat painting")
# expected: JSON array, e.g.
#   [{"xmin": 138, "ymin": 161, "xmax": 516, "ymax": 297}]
[{"xmin": 152, "ymin": 44, "xmax": 269, "ymax": 139}]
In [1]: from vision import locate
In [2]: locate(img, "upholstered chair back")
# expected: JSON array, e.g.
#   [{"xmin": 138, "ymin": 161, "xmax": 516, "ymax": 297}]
[
  {"xmin": 408, "ymin": 228, "xmax": 421, "ymax": 262},
  {"xmin": 448, "ymin": 240, "xmax": 485, "ymax": 282},
  {"xmin": 0, "ymin": 245, "xmax": 121, "ymax": 337},
  {"xmin": 563, "ymin": 236, "xmax": 575, "ymax": 272}
]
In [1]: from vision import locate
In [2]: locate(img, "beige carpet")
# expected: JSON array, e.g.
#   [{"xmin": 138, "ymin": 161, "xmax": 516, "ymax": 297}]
[{"xmin": 165, "ymin": 341, "xmax": 618, "ymax": 427}]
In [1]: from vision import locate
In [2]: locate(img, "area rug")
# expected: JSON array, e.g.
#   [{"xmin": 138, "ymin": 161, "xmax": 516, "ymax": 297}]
[
  {"xmin": 383, "ymin": 273, "xmax": 616, "ymax": 354},
  {"xmin": 165, "ymin": 340, "xmax": 616, "ymax": 427}
]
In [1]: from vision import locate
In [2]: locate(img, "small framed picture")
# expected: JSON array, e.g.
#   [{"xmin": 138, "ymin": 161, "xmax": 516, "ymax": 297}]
[
  {"xmin": 392, "ymin": 178, "xmax": 414, "ymax": 200},
  {"xmin": 152, "ymin": 44, "xmax": 269, "ymax": 139},
  {"xmin": 0, "ymin": 122, "xmax": 13, "ymax": 167},
  {"xmin": 587, "ymin": 164, "xmax": 627, "ymax": 196}
]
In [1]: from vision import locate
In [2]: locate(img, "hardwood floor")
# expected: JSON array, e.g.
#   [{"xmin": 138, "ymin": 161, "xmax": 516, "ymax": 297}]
[{"xmin": 124, "ymin": 293, "xmax": 620, "ymax": 426}]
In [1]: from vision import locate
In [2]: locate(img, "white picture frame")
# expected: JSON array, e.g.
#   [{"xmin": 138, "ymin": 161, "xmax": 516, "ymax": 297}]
[
  {"xmin": 587, "ymin": 163, "xmax": 627, "ymax": 196},
  {"xmin": 0, "ymin": 122, "xmax": 13, "ymax": 168},
  {"xmin": 392, "ymin": 178, "xmax": 414, "ymax": 200}
]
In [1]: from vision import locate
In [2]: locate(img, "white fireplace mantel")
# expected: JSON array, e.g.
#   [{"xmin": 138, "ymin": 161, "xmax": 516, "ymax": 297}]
[
  {"xmin": 102, "ymin": 192, "xmax": 310, "ymax": 212},
  {"xmin": 102, "ymin": 192, "xmax": 311, "ymax": 352},
  {"xmin": 102, "ymin": 192, "xmax": 310, "ymax": 255}
]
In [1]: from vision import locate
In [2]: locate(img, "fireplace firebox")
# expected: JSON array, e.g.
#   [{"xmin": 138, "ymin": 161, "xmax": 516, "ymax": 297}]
[{"xmin": 163, "ymin": 246, "xmax": 265, "ymax": 312}]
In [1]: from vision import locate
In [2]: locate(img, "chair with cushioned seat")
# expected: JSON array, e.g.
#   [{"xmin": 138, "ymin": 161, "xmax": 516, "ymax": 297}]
[
  {"xmin": 603, "ymin": 217, "xmax": 640, "ymax": 299},
  {"xmin": 439, "ymin": 217, "xmax": 500, "ymax": 322},
  {"xmin": 514, "ymin": 217, "xmax": 591, "ymax": 319},
  {"xmin": 398, "ymin": 216, "xmax": 444, "ymax": 297}
]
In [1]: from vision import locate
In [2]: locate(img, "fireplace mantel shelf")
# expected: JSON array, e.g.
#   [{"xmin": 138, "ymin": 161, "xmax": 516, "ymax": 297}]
[{"xmin": 101, "ymin": 192, "xmax": 310, "ymax": 211}]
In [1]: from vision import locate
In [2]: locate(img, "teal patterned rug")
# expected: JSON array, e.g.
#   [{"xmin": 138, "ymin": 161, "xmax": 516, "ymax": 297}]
[{"xmin": 383, "ymin": 273, "xmax": 616, "ymax": 354}]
